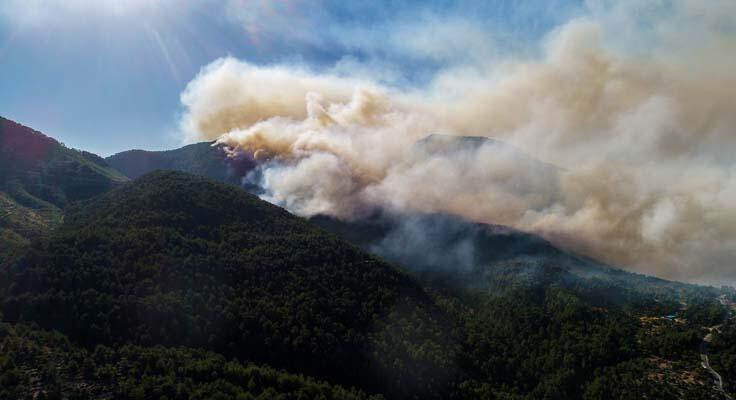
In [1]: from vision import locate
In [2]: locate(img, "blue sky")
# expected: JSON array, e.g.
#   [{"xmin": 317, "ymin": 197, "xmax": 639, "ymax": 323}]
[{"xmin": 0, "ymin": 0, "xmax": 582, "ymax": 156}]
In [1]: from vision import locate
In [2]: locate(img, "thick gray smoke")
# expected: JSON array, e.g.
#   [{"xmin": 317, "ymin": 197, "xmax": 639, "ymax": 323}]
[{"xmin": 179, "ymin": 1, "xmax": 736, "ymax": 284}]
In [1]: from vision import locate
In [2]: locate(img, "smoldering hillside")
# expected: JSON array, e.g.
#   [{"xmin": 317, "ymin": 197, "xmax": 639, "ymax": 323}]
[{"xmin": 177, "ymin": 0, "xmax": 736, "ymax": 284}]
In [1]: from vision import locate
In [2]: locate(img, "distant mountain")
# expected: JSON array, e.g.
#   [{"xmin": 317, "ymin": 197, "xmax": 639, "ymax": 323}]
[
  {"xmin": 106, "ymin": 142, "xmax": 251, "ymax": 185},
  {"xmin": 2, "ymin": 171, "xmax": 459, "ymax": 399},
  {"xmin": 415, "ymin": 133, "xmax": 561, "ymax": 206},
  {"xmin": 0, "ymin": 116, "xmax": 127, "ymax": 265},
  {"xmin": 415, "ymin": 134, "xmax": 554, "ymax": 173}
]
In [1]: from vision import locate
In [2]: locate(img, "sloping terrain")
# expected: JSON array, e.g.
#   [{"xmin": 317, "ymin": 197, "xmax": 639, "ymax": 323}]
[
  {"xmin": 310, "ymin": 212, "xmax": 714, "ymax": 310},
  {"xmin": 311, "ymin": 212, "xmax": 734, "ymax": 398},
  {"xmin": 106, "ymin": 142, "xmax": 249, "ymax": 185},
  {"xmin": 0, "ymin": 321, "xmax": 379, "ymax": 400},
  {"xmin": 0, "ymin": 171, "xmax": 728, "ymax": 399},
  {"xmin": 1, "ymin": 171, "xmax": 459, "ymax": 399},
  {"xmin": 0, "ymin": 117, "xmax": 128, "ymax": 266},
  {"xmin": 0, "ymin": 125, "xmax": 733, "ymax": 399}
]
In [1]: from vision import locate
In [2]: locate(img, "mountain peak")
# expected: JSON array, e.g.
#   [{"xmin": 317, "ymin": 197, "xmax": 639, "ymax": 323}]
[
  {"xmin": 106, "ymin": 141, "xmax": 247, "ymax": 184},
  {"xmin": 0, "ymin": 116, "xmax": 127, "ymax": 257}
]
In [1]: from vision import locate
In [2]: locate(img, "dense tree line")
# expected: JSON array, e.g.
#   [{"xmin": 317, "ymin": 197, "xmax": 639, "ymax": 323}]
[
  {"xmin": 1, "ymin": 171, "xmax": 459, "ymax": 399},
  {"xmin": 0, "ymin": 320, "xmax": 380, "ymax": 400}
]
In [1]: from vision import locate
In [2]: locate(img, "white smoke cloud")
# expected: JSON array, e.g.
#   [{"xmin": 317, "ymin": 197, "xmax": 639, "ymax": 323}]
[{"xmin": 179, "ymin": 1, "xmax": 736, "ymax": 284}]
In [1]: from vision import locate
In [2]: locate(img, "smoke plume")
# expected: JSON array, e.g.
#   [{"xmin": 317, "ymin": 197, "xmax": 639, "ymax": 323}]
[{"xmin": 179, "ymin": 0, "xmax": 736, "ymax": 284}]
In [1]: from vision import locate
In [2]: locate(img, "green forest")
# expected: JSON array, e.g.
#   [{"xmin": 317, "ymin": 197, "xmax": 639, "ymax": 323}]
[
  {"xmin": 1, "ymin": 114, "xmax": 734, "ymax": 400},
  {"xmin": 0, "ymin": 170, "xmax": 732, "ymax": 399}
]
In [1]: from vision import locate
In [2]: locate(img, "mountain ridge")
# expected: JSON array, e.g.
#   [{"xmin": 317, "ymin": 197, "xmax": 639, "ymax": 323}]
[
  {"xmin": 0, "ymin": 116, "xmax": 128, "ymax": 267},
  {"xmin": 106, "ymin": 141, "xmax": 249, "ymax": 185},
  {"xmin": 1, "ymin": 118, "xmax": 733, "ymax": 399}
]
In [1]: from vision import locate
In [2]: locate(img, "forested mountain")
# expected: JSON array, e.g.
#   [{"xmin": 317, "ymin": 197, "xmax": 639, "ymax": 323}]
[
  {"xmin": 0, "ymin": 120, "xmax": 734, "ymax": 399},
  {"xmin": 310, "ymin": 212, "xmax": 732, "ymax": 398},
  {"xmin": 1, "ymin": 171, "xmax": 460, "ymax": 399},
  {"xmin": 0, "ymin": 321, "xmax": 379, "ymax": 400},
  {"xmin": 0, "ymin": 117, "xmax": 127, "ymax": 266},
  {"xmin": 111, "ymin": 135, "xmax": 712, "ymax": 313},
  {"xmin": 310, "ymin": 212, "xmax": 716, "ymax": 311},
  {"xmin": 0, "ymin": 170, "xmax": 730, "ymax": 399},
  {"xmin": 106, "ymin": 142, "xmax": 248, "ymax": 185}
]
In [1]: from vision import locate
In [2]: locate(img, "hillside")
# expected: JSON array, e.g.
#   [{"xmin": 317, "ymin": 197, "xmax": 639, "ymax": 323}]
[
  {"xmin": 0, "ymin": 321, "xmax": 379, "ymax": 400},
  {"xmin": 0, "ymin": 117, "xmax": 128, "ymax": 266},
  {"xmin": 0, "ymin": 171, "xmax": 730, "ymax": 398},
  {"xmin": 310, "ymin": 213, "xmax": 716, "ymax": 311},
  {"xmin": 0, "ymin": 323, "xmax": 379, "ymax": 400},
  {"xmin": 1, "ymin": 171, "xmax": 460, "ymax": 399},
  {"xmin": 0, "ymin": 128, "xmax": 733, "ymax": 398},
  {"xmin": 106, "ymin": 142, "xmax": 248, "ymax": 185},
  {"xmin": 310, "ymin": 212, "xmax": 736, "ymax": 398}
]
